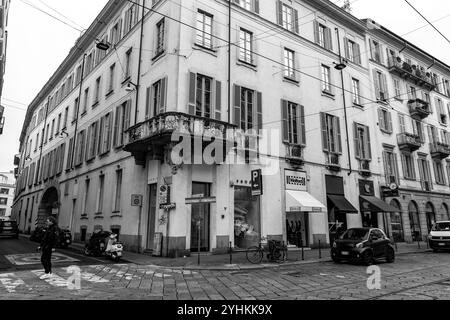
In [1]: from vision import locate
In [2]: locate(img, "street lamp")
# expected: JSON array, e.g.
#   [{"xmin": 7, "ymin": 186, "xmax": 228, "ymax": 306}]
[
  {"xmin": 96, "ymin": 40, "xmax": 110, "ymax": 51},
  {"xmin": 125, "ymin": 81, "xmax": 139, "ymax": 92}
]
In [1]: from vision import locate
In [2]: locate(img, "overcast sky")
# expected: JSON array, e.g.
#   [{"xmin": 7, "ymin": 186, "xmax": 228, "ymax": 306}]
[{"xmin": 0, "ymin": 0, "xmax": 449, "ymax": 172}]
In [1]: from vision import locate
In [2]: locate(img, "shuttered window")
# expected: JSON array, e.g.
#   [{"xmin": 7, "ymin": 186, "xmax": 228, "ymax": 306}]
[
  {"xmin": 66, "ymin": 137, "xmax": 74, "ymax": 171},
  {"xmin": 353, "ymin": 123, "xmax": 371, "ymax": 160},
  {"xmin": 276, "ymin": 1, "xmax": 299, "ymax": 33},
  {"xmin": 234, "ymin": 0, "xmax": 260, "ymax": 13},
  {"xmin": 378, "ymin": 108, "xmax": 393, "ymax": 133},
  {"xmin": 344, "ymin": 38, "xmax": 361, "ymax": 65},
  {"xmin": 188, "ymin": 73, "xmax": 221, "ymax": 120},
  {"xmin": 281, "ymin": 100, "xmax": 305, "ymax": 146},
  {"xmin": 314, "ymin": 21, "xmax": 332, "ymax": 51},
  {"xmin": 401, "ymin": 153, "xmax": 416, "ymax": 180},
  {"xmin": 196, "ymin": 10, "xmax": 213, "ymax": 49},
  {"xmin": 74, "ymin": 130, "xmax": 86, "ymax": 167},
  {"xmin": 233, "ymin": 85, "xmax": 262, "ymax": 132},
  {"xmin": 373, "ymin": 70, "xmax": 388, "ymax": 101},
  {"xmin": 382, "ymin": 149, "xmax": 399, "ymax": 185},
  {"xmin": 113, "ymin": 101, "xmax": 131, "ymax": 148},
  {"xmin": 320, "ymin": 113, "xmax": 342, "ymax": 154},
  {"xmin": 433, "ymin": 160, "xmax": 446, "ymax": 185},
  {"xmin": 98, "ymin": 113, "xmax": 113, "ymax": 155},
  {"xmin": 146, "ymin": 77, "xmax": 167, "ymax": 118}
]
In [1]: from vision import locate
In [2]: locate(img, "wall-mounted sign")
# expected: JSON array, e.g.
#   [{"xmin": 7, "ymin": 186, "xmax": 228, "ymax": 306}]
[
  {"xmin": 185, "ymin": 197, "xmax": 216, "ymax": 205},
  {"xmin": 159, "ymin": 185, "xmax": 170, "ymax": 205},
  {"xmin": 359, "ymin": 180, "xmax": 374, "ymax": 196},
  {"xmin": 131, "ymin": 194, "xmax": 143, "ymax": 207},
  {"xmin": 285, "ymin": 170, "xmax": 307, "ymax": 191},
  {"xmin": 251, "ymin": 169, "xmax": 263, "ymax": 196}
]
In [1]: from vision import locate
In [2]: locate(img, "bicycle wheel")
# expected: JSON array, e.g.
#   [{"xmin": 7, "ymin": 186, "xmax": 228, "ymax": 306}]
[{"xmin": 246, "ymin": 246, "xmax": 263, "ymax": 264}]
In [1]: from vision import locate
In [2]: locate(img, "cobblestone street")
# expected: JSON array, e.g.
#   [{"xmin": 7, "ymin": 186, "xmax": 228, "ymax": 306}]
[{"xmin": 1, "ymin": 252, "xmax": 450, "ymax": 300}]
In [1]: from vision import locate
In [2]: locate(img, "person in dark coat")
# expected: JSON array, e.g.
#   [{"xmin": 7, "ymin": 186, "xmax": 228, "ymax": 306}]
[{"xmin": 38, "ymin": 216, "xmax": 58, "ymax": 278}]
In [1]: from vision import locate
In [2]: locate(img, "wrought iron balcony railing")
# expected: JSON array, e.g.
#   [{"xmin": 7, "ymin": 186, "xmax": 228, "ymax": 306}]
[
  {"xmin": 430, "ymin": 142, "xmax": 450, "ymax": 159},
  {"xmin": 408, "ymin": 98, "xmax": 431, "ymax": 120},
  {"xmin": 397, "ymin": 132, "xmax": 422, "ymax": 152},
  {"xmin": 387, "ymin": 57, "xmax": 435, "ymax": 91}
]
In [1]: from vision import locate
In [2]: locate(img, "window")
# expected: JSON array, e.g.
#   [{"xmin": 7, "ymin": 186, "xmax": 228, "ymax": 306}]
[
  {"xmin": 114, "ymin": 170, "xmax": 122, "ymax": 212},
  {"xmin": 239, "ymin": 28, "xmax": 254, "ymax": 65},
  {"xmin": 196, "ymin": 10, "xmax": 213, "ymax": 49},
  {"xmin": 418, "ymin": 157, "xmax": 433, "ymax": 191},
  {"xmin": 110, "ymin": 20, "xmax": 122, "ymax": 46},
  {"xmin": 412, "ymin": 119, "xmax": 425, "ymax": 143},
  {"xmin": 0, "ymin": 188, "xmax": 8, "ymax": 195},
  {"xmin": 277, "ymin": 2, "xmax": 298, "ymax": 33},
  {"xmin": 393, "ymin": 78, "xmax": 401, "ymax": 99},
  {"xmin": 321, "ymin": 113, "xmax": 342, "ymax": 155},
  {"xmin": 81, "ymin": 88, "xmax": 89, "ymax": 115},
  {"xmin": 236, "ymin": 0, "xmax": 259, "ymax": 13},
  {"xmin": 72, "ymin": 98, "xmax": 79, "ymax": 123},
  {"xmin": 98, "ymin": 113, "xmax": 112, "ymax": 155},
  {"xmin": 436, "ymin": 98, "xmax": 447, "ymax": 125},
  {"xmin": 433, "ymin": 160, "xmax": 446, "ymax": 185},
  {"xmin": 321, "ymin": 65, "xmax": 331, "ymax": 94},
  {"xmin": 444, "ymin": 79, "xmax": 450, "ymax": 97},
  {"xmin": 82, "ymin": 179, "xmax": 90, "ymax": 215},
  {"xmin": 353, "ymin": 123, "xmax": 371, "ymax": 160},
  {"xmin": 155, "ymin": 18, "xmax": 165, "ymax": 57},
  {"xmin": 49, "ymin": 119, "xmax": 55, "ymax": 141},
  {"xmin": 408, "ymin": 86, "xmax": 417, "ymax": 100},
  {"xmin": 370, "ymin": 39, "xmax": 382, "ymax": 64},
  {"xmin": 124, "ymin": 4, "xmax": 138, "ymax": 34},
  {"xmin": 66, "ymin": 137, "xmax": 74, "ymax": 170},
  {"xmin": 378, "ymin": 108, "xmax": 393, "ymax": 133},
  {"xmin": 352, "ymin": 78, "xmax": 361, "ymax": 105},
  {"xmin": 74, "ymin": 130, "xmax": 86, "ymax": 166},
  {"xmin": 63, "ymin": 107, "xmax": 69, "ymax": 129},
  {"xmin": 146, "ymin": 77, "xmax": 167, "ymax": 118},
  {"xmin": 344, "ymin": 38, "xmax": 361, "ymax": 64},
  {"xmin": 383, "ymin": 148, "xmax": 399, "ymax": 185},
  {"xmin": 428, "ymin": 125, "xmax": 439, "ymax": 144},
  {"xmin": 233, "ymin": 86, "xmax": 262, "ymax": 133},
  {"xmin": 124, "ymin": 49, "xmax": 132, "ymax": 80},
  {"xmin": 35, "ymin": 134, "xmax": 39, "ymax": 152},
  {"xmin": 85, "ymin": 121, "xmax": 98, "ymax": 161},
  {"xmin": 373, "ymin": 70, "xmax": 388, "ymax": 101},
  {"xmin": 401, "ymin": 153, "xmax": 416, "ymax": 180},
  {"xmin": 85, "ymin": 52, "xmax": 93, "ymax": 74},
  {"xmin": 314, "ymin": 22, "xmax": 332, "ymax": 51},
  {"xmin": 446, "ymin": 162, "xmax": 450, "ymax": 186},
  {"xmin": 94, "ymin": 77, "xmax": 101, "ymax": 105},
  {"xmin": 96, "ymin": 175, "xmax": 105, "ymax": 214},
  {"xmin": 0, "ymin": 198, "xmax": 7, "ymax": 205},
  {"xmin": 56, "ymin": 113, "xmax": 62, "ymax": 136},
  {"xmin": 281, "ymin": 100, "xmax": 305, "ymax": 145},
  {"xmin": 283, "ymin": 48, "xmax": 296, "ymax": 80},
  {"xmin": 398, "ymin": 114, "xmax": 406, "ymax": 133},
  {"xmin": 44, "ymin": 124, "xmax": 50, "ymax": 144},
  {"xmin": 195, "ymin": 74, "xmax": 212, "ymax": 118},
  {"xmin": 108, "ymin": 64, "xmax": 115, "ymax": 94},
  {"xmin": 75, "ymin": 65, "xmax": 82, "ymax": 85},
  {"xmin": 113, "ymin": 101, "xmax": 131, "ymax": 148}
]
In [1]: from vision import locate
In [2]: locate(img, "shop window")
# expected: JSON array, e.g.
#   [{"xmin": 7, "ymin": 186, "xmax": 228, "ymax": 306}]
[{"xmin": 234, "ymin": 186, "xmax": 260, "ymax": 249}]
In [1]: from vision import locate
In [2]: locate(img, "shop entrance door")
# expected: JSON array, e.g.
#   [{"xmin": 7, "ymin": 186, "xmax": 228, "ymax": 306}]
[
  {"xmin": 287, "ymin": 213, "xmax": 309, "ymax": 247},
  {"xmin": 146, "ymin": 184, "xmax": 157, "ymax": 250},
  {"xmin": 190, "ymin": 183, "xmax": 211, "ymax": 252}
]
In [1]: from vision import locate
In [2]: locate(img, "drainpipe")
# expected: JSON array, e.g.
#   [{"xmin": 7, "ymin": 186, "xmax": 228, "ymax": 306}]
[
  {"xmin": 335, "ymin": 28, "xmax": 352, "ymax": 176},
  {"xmin": 133, "ymin": 0, "xmax": 145, "ymax": 126},
  {"xmin": 37, "ymin": 96, "xmax": 51, "ymax": 185},
  {"xmin": 71, "ymin": 53, "xmax": 87, "ymax": 170},
  {"xmin": 227, "ymin": 0, "xmax": 232, "ymax": 124}
]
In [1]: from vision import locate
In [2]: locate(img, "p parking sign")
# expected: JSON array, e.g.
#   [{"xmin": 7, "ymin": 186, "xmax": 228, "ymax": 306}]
[{"xmin": 251, "ymin": 169, "xmax": 263, "ymax": 196}]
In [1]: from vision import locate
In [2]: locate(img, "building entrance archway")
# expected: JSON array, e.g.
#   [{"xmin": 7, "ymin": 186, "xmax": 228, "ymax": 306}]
[{"xmin": 37, "ymin": 187, "xmax": 60, "ymax": 227}]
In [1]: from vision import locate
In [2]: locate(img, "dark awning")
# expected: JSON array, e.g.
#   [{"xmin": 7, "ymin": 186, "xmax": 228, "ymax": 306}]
[
  {"xmin": 360, "ymin": 195, "xmax": 399, "ymax": 213},
  {"xmin": 327, "ymin": 195, "xmax": 359, "ymax": 213}
]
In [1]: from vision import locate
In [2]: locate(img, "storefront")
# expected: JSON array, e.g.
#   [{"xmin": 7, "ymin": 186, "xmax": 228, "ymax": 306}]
[
  {"xmin": 326, "ymin": 175, "xmax": 358, "ymax": 244},
  {"xmin": 388, "ymin": 199, "xmax": 405, "ymax": 242},
  {"xmin": 358, "ymin": 180, "xmax": 399, "ymax": 231},
  {"xmin": 284, "ymin": 170, "xmax": 326, "ymax": 248},
  {"xmin": 234, "ymin": 183, "xmax": 261, "ymax": 249}
]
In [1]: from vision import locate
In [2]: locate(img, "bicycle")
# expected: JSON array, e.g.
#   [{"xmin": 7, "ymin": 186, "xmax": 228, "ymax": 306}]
[{"xmin": 246, "ymin": 236, "xmax": 287, "ymax": 264}]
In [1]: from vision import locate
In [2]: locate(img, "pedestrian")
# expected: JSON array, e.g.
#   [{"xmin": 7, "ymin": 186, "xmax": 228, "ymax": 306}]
[{"xmin": 37, "ymin": 216, "xmax": 58, "ymax": 279}]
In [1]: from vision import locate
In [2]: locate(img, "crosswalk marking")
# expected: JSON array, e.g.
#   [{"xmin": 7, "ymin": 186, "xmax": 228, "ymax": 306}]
[
  {"xmin": 61, "ymin": 267, "xmax": 109, "ymax": 283},
  {"xmin": 31, "ymin": 270, "xmax": 70, "ymax": 287},
  {"xmin": 0, "ymin": 273, "xmax": 29, "ymax": 293}
]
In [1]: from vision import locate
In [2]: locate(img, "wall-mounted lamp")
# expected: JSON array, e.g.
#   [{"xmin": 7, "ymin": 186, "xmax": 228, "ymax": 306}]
[
  {"xmin": 125, "ymin": 82, "xmax": 139, "ymax": 92},
  {"xmin": 60, "ymin": 128, "xmax": 69, "ymax": 138},
  {"xmin": 333, "ymin": 61, "xmax": 347, "ymax": 71},
  {"xmin": 96, "ymin": 40, "xmax": 110, "ymax": 51}
]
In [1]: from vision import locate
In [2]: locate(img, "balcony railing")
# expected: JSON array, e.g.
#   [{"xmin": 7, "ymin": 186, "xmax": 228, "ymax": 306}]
[
  {"xmin": 397, "ymin": 132, "xmax": 422, "ymax": 152},
  {"xmin": 430, "ymin": 142, "xmax": 450, "ymax": 159},
  {"xmin": 408, "ymin": 98, "xmax": 431, "ymax": 120},
  {"xmin": 285, "ymin": 144, "xmax": 304, "ymax": 165},
  {"xmin": 387, "ymin": 57, "xmax": 435, "ymax": 91},
  {"xmin": 326, "ymin": 153, "xmax": 341, "ymax": 171}
]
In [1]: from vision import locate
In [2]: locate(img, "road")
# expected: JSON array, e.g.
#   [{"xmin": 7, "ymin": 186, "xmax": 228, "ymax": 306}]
[{"xmin": 1, "ymin": 238, "xmax": 450, "ymax": 300}]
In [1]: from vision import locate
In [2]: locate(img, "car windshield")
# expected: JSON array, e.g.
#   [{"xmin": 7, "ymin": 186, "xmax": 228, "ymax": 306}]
[
  {"xmin": 432, "ymin": 222, "xmax": 450, "ymax": 231},
  {"xmin": 340, "ymin": 229, "xmax": 369, "ymax": 240}
]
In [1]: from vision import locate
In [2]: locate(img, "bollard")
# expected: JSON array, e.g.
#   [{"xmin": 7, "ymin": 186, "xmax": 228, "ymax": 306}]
[
  {"xmin": 283, "ymin": 241, "xmax": 287, "ymax": 261},
  {"xmin": 302, "ymin": 245, "xmax": 305, "ymax": 261},
  {"xmin": 426, "ymin": 238, "xmax": 429, "ymax": 249},
  {"xmin": 319, "ymin": 240, "xmax": 322, "ymax": 259},
  {"xmin": 229, "ymin": 242, "xmax": 233, "ymax": 265},
  {"xmin": 417, "ymin": 238, "xmax": 421, "ymax": 249}
]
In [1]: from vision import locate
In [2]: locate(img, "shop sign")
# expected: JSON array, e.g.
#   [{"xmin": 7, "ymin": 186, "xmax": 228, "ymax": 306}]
[
  {"xmin": 131, "ymin": 194, "xmax": 143, "ymax": 207},
  {"xmin": 251, "ymin": 169, "xmax": 263, "ymax": 196},
  {"xmin": 185, "ymin": 196, "xmax": 216, "ymax": 204},
  {"xmin": 285, "ymin": 170, "xmax": 307, "ymax": 191},
  {"xmin": 159, "ymin": 185, "xmax": 170, "ymax": 205}
]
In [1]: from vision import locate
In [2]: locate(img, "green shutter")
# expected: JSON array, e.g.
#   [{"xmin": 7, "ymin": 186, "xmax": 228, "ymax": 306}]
[
  {"xmin": 320, "ymin": 112, "xmax": 328, "ymax": 152},
  {"xmin": 282, "ymin": 100, "xmax": 289, "ymax": 142},
  {"xmin": 215, "ymin": 80, "xmax": 222, "ymax": 121},
  {"xmin": 188, "ymin": 72, "xmax": 196, "ymax": 115},
  {"xmin": 233, "ymin": 85, "xmax": 241, "ymax": 127},
  {"xmin": 353, "ymin": 122, "xmax": 361, "ymax": 159},
  {"xmin": 160, "ymin": 76, "xmax": 167, "ymax": 114},
  {"xmin": 299, "ymin": 105, "xmax": 306, "ymax": 146},
  {"xmin": 256, "ymin": 91, "xmax": 262, "ymax": 132}
]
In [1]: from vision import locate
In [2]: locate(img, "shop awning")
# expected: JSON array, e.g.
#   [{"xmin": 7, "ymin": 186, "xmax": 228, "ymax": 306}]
[
  {"xmin": 286, "ymin": 190, "xmax": 326, "ymax": 213},
  {"xmin": 360, "ymin": 195, "xmax": 399, "ymax": 213},
  {"xmin": 327, "ymin": 195, "xmax": 359, "ymax": 213}
]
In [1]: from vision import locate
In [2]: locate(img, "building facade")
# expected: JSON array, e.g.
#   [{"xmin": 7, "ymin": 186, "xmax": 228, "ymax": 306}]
[
  {"xmin": 0, "ymin": 171, "xmax": 15, "ymax": 218},
  {"xmin": 0, "ymin": 0, "xmax": 10, "ymax": 134},
  {"xmin": 12, "ymin": 0, "xmax": 450, "ymax": 256}
]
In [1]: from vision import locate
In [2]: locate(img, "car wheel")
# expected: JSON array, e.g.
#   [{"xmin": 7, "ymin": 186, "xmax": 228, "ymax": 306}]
[
  {"xmin": 362, "ymin": 251, "xmax": 374, "ymax": 266},
  {"xmin": 386, "ymin": 248, "xmax": 395, "ymax": 263}
]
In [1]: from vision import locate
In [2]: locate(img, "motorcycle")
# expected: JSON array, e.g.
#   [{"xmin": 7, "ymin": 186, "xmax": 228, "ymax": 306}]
[
  {"xmin": 57, "ymin": 229, "xmax": 72, "ymax": 249},
  {"xmin": 84, "ymin": 230, "xmax": 123, "ymax": 262}
]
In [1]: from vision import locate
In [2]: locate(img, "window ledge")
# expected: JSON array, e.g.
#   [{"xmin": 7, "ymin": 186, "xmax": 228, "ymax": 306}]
[
  {"xmin": 80, "ymin": 215, "xmax": 88, "ymax": 220},
  {"xmin": 404, "ymin": 177, "xmax": 416, "ymax": 182},
  {"xmin": 237, "ymin": 59, "xmax": 257, "ymax": 71},
  {"xmin": 105, "ymin": 90, "xmax": 114, "ymax": 98},
  {"xmin": 380, "ymin": 128, "xmax": 393, "ymax": 135},
  {"xmin": 152, "ymin": 50, "xmax": 166, "ymax": 64},
  {"xmin": 92, "ymin": 101, "xmax": 99, "ymax": 109},
  {"xmin": 80, "ymin": 111, "xmax": 87, "ymax": 118},
  {"xmin": 94, "ymin": 214, "xmax": 104, "ymax": 220},
  {"xmin": 99, "ymin": 150, "xmax": 110, "ymax": 158},
  {"xmin": 322, "ymin": 91, "xmax": 335, "ymax": 99},
  {"xmin": 193, "ymin": 43, "xmax": 217, "ymax": 57},
  {"xmin": 283, "ymin": 76, "xmax": 299, "ymax": 86},
  {"xmin": 121, "ymin": 76, "xmax": 131, "ymax": 85}
]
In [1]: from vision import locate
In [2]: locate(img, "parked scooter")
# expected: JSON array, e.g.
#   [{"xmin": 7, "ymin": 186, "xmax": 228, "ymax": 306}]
[{"xmin": 84, "ymin": 230, "xmax": 123, "ymax": 262}]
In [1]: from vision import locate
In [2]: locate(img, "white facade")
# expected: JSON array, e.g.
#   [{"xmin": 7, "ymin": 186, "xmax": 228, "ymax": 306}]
[{"xmin": 0, "ymin": 172, "xmax": 15, "ymax": 217}]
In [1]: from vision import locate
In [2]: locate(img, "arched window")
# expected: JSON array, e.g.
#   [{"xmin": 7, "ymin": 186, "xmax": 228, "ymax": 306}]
[
  {"xmin": 441, "ymin": 203, "xmax": 450, "ymax": 221},
  {"xmin": 389, "ymin": 199, "xmax": 404, "ymax": 242},
  {"xmin": 425, "ymin": 202, "xmax": 436, "ymax": 232},
  {"xmin": 408, "ymin": 201, "xmax": 421, "ymax": 241}
]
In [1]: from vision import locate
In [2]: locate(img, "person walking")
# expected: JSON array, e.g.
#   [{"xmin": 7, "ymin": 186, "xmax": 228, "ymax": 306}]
[{"xmin": 37, "ymin": 216, "xmax": 58, "ymax": 279}]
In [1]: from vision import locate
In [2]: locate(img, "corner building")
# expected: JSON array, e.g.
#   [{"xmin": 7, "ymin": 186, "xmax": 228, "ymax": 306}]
[{"xmin": 12, "ymin": 0, "xmax": 450, "ymax": 256}]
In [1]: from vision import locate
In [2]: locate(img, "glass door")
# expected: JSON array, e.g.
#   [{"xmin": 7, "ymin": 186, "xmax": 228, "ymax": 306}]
[{"xmin": 190, "ymin": 183, "xmax": 211, "ymax": 252}]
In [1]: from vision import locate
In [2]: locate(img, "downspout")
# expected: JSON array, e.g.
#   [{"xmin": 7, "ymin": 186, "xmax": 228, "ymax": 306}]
[
  {"xmin": 71, "ymin": 53, "xmax": 87, "ymax": 170},
  {"xmin": 134, "ymin": 0, "xmax": 146, "ymax": 126},
  {"xmin": 227, "ymin": 0, "xmax": 232, "ymax": 124},
  {"xmin": 335, "ymin": 28, "xmax": 352, "ymax": 176},
  {"xmin": 37, "ymin": 96, "xmax": 51, "ymax": 189}
]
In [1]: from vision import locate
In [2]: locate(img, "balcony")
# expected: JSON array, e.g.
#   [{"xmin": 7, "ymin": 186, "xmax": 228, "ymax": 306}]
[
  {"xmin": 124, "ymin": 112, "xmax": 236, "ymax": 166},
  {"xmin": 408, "ymin": 98, "xmax": 431, "ymax": 120},
  {"xmin": 326, "ymin": 153, "xmax": 341, "ymax": 172},
  {"xmin": 430, "ymin": 142, "xmax": 450, "ymax": 159},
  {"xmin": 397, "ymin": 133, "xmax": 422, "ymax": 152},
  {"xmin": 359, "ymin": 159, "xmax": 371, "ymax": 177},
  {"xmin": 387, "ymin": 57, "xmax": 435, "ymax": 91},
  {"xmin": 285, "ymin": 144, "xmax": 304, "ymax": 166}
]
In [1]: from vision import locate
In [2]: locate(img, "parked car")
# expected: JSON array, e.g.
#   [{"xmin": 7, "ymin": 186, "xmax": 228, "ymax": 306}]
[
  {"xmin": 428, "ymin": 221, "xmax": 450, "ymax": 252},
  {"xmin": 30, "ymin": 226, "xmax": 72, "ymax": 248},
  {"xmin": 0, "ymin": 220, "xmax": 19, "ymax": 239},
  {"xmin": 331, "ymin": 228, "xmax": 395, "ymax": 266}
]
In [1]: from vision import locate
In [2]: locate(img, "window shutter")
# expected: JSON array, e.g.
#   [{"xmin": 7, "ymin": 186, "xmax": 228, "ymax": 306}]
[
  {"xmin": 299, "ymin": 105, "xmax": 306, "ymax": 146},
  {"xmin": 335, "ymin": 116, "xmax": 342, "ymax": 153},
  {"xmin": 344, "ymin": 38, "xmax": 350, "ymax": 60},
  {"xmin": 256, "ymin": 91, "xmax": 262, "ymax": 132},
  {"xmin": 282, "ymin": 100, "xmax": 289, "ymax": 143},
  {"xmin": 160, "ymin": 77, "xmax": 167, "ymax": 114},
  {"xmin": 353, "ymin": 122, "xmax": 360, "ymax": 159},
  {"xmin": 365, "ymin": 125, "xmax": 372, "ymax": 160},
  {"xmin": 145, "ymin": 87, "xmax": 151, "ymax": 119},
  {"xmin": 325, "ymin": 27, "xmax": 333, "ymax": 51},
  {"xmin": 320, "ymin": 112, "xmax": 328, "ymax": 152},
  {"xmin": 85, "ymin": 126, "xmax": 92, "ymax": 161},
  {"xmin": 382, "ymin": 151, "xmax": 390, "ymax": 183},
  {"xmin": 188, "ymin": 72, "xmax": 196, "ymax": 115},
  {"xmin": 381, "ymin": 73, "xmax": 389, "ymax": 99},
  {"xmin": 215, "ymin": 80, "xmax": 222, "ymax": 121},
  {"xmin": 399, "ymin": 114, "xmax": 406, "ymax": 133},
  {"xmin": 293, "ymin": 9, "xmax": 299, "ymax": 34},
  {"xmin": 400, "ymin": 154, "xmax": 407, "ymax": 178},
  {"xmin": 124, "ymin": 101, "xmax": 131, "ymax": 131},
  {"xmin": 426, "ymin": 161, "xmax": 433, "ymax": 190},
  {"xmin": 254, "ymin": 0, "xmax": 259, "ymax": 13},
  {"xmin": 369, "ymin": 40, "xmax": 375, "ymax": 60},
  {"xmin": 313, "ymin": 20, "xmax": 320, "ymax": 44},
  {"xmin": 418, "ymin": 159, "xmax": 424, "ymax": 189},
  {"xmin": 276, "ymin": 1, "xmax": 282, "ymax": 25},
  {"xmin": 377, "ymin": 108, "xmax": 384, "ymax": 131},
  {"xmin": 354, "ymin": 43, "xmax": 361, "ymax": 65},
  {"xmin": 373, "ymin": 70, "xmax": 381, "ymax": 100},
  {"xmin": 387, "ymin": 111, "xmax": 393, "ymax": 133},
  {"xmin": 113, "ymin": 106, "xmax": 120, "ymax": 147},
  {"xmin": 98, "ymin": 117, "xmax": 104, "ymax": 154},
  {"xmin": 427, "ymin": 125, "xmax": 433, "ymax": 143},
  {"xmin": 233, "ymin": 85, "xmax": 241, "ymax": 127}
]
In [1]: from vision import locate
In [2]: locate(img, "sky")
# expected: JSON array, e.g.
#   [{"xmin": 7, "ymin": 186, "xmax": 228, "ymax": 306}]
[{"xmin": 0, "ymin": 0, "xmax": 449, "ymax": 173}]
